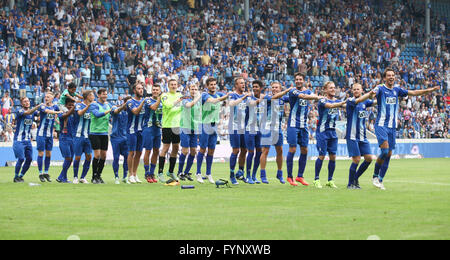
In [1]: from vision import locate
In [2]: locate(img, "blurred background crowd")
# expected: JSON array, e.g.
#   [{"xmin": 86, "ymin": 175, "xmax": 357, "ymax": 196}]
[{"xmin": 0, "ymin": 0, "xmax": 448, "ymax": 142}]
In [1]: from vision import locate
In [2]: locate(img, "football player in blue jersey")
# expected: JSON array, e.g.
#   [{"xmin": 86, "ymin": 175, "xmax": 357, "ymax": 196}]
[
  {"xmin": 36, "ymin": 92, "xmax": 62, "ymax": 182},
  {"xmin": 142, "ymin": 85, "xmax": 162, "ymax": 183},
  {"xmin": 259, "ymin": 82, "xmax": 292, "ymax": 184},
  {"xmin": 72, "ymin": 90, "xmax": 95, "ymax": 184},
  {"xmin": 286, "ymin": 73, "xmax": 323, "ymax": 186},
  {"xmin": 243, "ymin": 80, "xmax": 265, "ymax": 184},
  {"xmin": 345, "ymin": 83, "xmax": 377, "ymax": 189},
  {"xmin": 13, "ymin": 97, "xmax": 40, "ymax": 183},
  {"xmin": 111, "ymin": 96, "xmax": 131, "ymax": 184},
  {"xmin": 56, "ymin": 99, "xmax": 76, "ymax": 183},
  {"xmin": 126, "ymin": 83, "xmax": 148, "ymax": 184},
  {"xmin": 228, "ymin": 77, "xmax": 251, "ymax": 185},
  {"xmin": 372, "ymin": 68, "xmax": 439, "ymax": 190},
  {"xmin": 314, "ymin": 81, "xmax": 346, "ymax": 189}
]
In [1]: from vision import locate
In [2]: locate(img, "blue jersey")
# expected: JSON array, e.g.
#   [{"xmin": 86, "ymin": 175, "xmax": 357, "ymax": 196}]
[
  {"xmin": 317, "ymin": 98, "xmax": 342, "ymax": 133},
  {"xmin": 374, "ymin": 84, "xmax": 409, "ymax": 128},
  {"xmin": 37, "ymin": 104, "xmax": 59, "ymax": 137},
  {"xmin": 59, "ymin": 111, "xmax": 76, "ymax": 140},
  {"xmin": 261, "ymin": 95, "xmax": 289, "ymax": 131},
  {"xmin": 229, "ymin": 93, "xmax": 247, "ymax": 132},
  {"xmin": 73, "ymin": 102, "xmax": 91, "ymax": 138},
  {"xmin": 143, "ymin": 98, "xmax": 163, "ymax": 129},
  {"xmin": 111, "ymin": 105, "xmax": 128, "ymax": 140},
  {"xmin": 245, "ymin": 96, "xmax": 264, "ymax": 133},
  {"xmin": 346, "ymin": 98, "xmax": 374, "ymax": 141},
  {"xmin": 288, "ymin": 88, "xmax": 312, "ymax": 129},
  {"xmin": 14, "ymin": 109, "xmax": 36, "ymax": 142},
  {"xmin": 126, "ymin": 98, "xmax": 145, "ymax": 134}
]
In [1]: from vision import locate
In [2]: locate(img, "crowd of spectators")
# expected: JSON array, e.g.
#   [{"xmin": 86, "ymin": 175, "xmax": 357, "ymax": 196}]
[{"xmin": 0, "ymin": 0, "xmax": 449, "ymax": 142}]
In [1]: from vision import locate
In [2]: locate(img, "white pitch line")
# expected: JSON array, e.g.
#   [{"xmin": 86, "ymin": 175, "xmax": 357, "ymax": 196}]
[{"xmin": 384, "ymin": 180, "xmax": 450, "ymax": 186}]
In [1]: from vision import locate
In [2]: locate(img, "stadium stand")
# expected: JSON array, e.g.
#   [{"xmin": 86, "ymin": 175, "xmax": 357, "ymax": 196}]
[{"xmin": 0, "ymin": 0, "xmax": 448, "ymax": 142}]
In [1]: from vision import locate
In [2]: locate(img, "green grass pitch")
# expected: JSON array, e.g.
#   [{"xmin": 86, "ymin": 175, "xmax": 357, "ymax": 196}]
[{"xmin": 0, "ymin": 158, "xmax": 449, "ymax": 240}]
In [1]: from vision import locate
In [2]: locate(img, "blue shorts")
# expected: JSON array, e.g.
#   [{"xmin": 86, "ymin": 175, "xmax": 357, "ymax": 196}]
[
  {"xmin": 244, "ymin": 131, "xmax": 262, "ymax": 151},
  {"xmin": 111, "ymin": 137, "xmax": 128, "ymax": 158},
  {"xmin": 142, "ymin": 127, "xmax": 161, "ymax": 150},
  {"xmin": 180, "ymin": 129, "xmax": 198, "ymax": 148},
  {"xmin": 261, "ymin": 131, "xmax": 283, "ymax": 148},
  {"xmin": 36, "ymin": 136, "xmax": 53, "ymax": 151},
  {"xmin": 199, "ymin": 124, "xmax": 218, "ymax": 149},
  {"xmin": 13, "ymin": 141, "xmax": 33, "ymax": 160},
  {"xmin": 346, "ymin": 139, "xmax": 372, "ymax": 157},
  {"xmin": 316, "ymin": 130, "xmax": 338, "ymax": 156},
  {"xmin": 128, "ymin": 132, "xmax": 144, "ymax": 152},
  {"xmin": 287, "ymin": 127, "xmax": 309, "ymax": 147},
  {"xmin": 230, "ymin": 130, "xmax": 246, "ymax": 149},
  {"xmin": 74, "ymin": 137, "xmax": 92, "ymax": 157},
  {"xmin": 374, "ymin": 125, "xmax": 396, "ymax": 150},
  {"xmin": 59, "ymin": 138, "xmax": 74, "ymax": 158}
]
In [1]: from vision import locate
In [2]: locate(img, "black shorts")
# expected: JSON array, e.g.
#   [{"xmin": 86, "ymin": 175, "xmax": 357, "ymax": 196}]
[
  {"xmin": 162, "ymin": 128, "xmax": 180, "ymax": 144},
  {"xmin": 89, "ymin": 134, "xmax": 109, "ymax": 151}
]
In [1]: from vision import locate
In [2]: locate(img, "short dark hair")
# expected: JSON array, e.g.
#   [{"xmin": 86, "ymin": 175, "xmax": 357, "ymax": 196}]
[
  {"xmin": 383, "ymin": 68, "xmax": 395, "ymax": 78},
  {"xmin": 252, "ymin": 80, "xmax": 264, "ymax": 89},
  {"xmin": 294, "ymin": 72, "xmax": 305, "ymax": 80},
  {"xmin": 97, "ymin": 88, "xmax": 107, "ymax": 95},
  {"xmin": 68, "ymin": 82, "xmax": 77, "ymax": 90},
  {"xmin": 65, "ymin": 98, "xmax": 75, "ymax": 105},
  {"xmin": 206, "ymin": 77, "xmax": 217, "ymax": 86}
]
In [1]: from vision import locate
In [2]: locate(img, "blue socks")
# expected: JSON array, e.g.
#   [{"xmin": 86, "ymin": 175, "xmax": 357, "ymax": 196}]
[
  {"xmin": 206, "ymin": 155, "xmax": 213, "ymax": 176},
  {"xmin": 81, "ymin": 160, "xmax": 90, "ymax": 179},
  {"xmin": 73, "ymin": 160, "xmax": 80, "ymax": 178},
  {"xmin": 378, "ymin": 156, "xmax": 391, "ymax": 182},
  {"xmin": 178, "ymin": 153, "xmax": 186, "ymax": 175},
  {"xmin": 246, "ymin": 152, "xmax": 254, "ymax": 179},
  {"xmin": 15, "ymin": 158, "xmax": 25, "ymax": 178},
  {"xmin": 196, "ymin": 152, "xmax": 204, "ymax": 175},
  {"xmin": 20, "ymin": 158, "xmax": 32, "ymax": 177},
  {"xmin": 230, "ymin": 153, "xmax": 238, "ymax": 177},
  {"xmin": 298, "ymin": 153, "xmax": 307, "ymax": 177},
  {"xmin": 252, "ymin": 152, "xmax": 261, "ymax": 178},
  {"xmin": 286, "ymin": 151, "xmax": 294, "ymax": 178},
  {"xmin": 44, "ymin": 156, "xmax": 51, "ymax": 173},
  {"xmin": 37, "ymin": 155, "xmax": 43, "ymax": 173},
  {"xmin": 348, "ymin": 162, "xmax": 358, "ymax": 186},
  {"xmin": 184, "ymin": 155, "xmax": 194, "ymax": 174},
  {"xmin": 315, "ymin": 158, "xmax": 323, "ymax": 180},
  {"xmin": 355, "ymin": 160, "xmax": 371, "ymax": 180},
  {"xmin": 328, "ymin": 160, "xmax": 336, "ymax": 181},
  {"xmin": 58, "ymin": 159, "xmax": 72, "ymax": 181},
  {"xmin": 113, "ymin": 157, "xmax": 120, "ymax": 177},
  {"xmin": 373, "ymin": 162, "xmax": 382, "ymax": 178}
]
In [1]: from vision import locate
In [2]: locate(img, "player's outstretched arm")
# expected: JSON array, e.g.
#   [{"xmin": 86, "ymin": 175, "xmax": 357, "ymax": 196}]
[
  {"xmin": 131, "ymin": 98, "xmax": 148, "ymax": 115},
  {"xmin": 408, "ymin": 86, "xmax": 440, "ymax": 97},
  {"xmin": 271, "ymin": 87, "xmax": 294, "ymax": 100},
  {"xmin": 77, "ymin": 101, "xmax": 92, "ymax": 116},
  {"xmin": 113, "ymin": 101, "xmax": 128, "ymax": 114},
  {"xmin": 355, "ymin": 89, "xmax": 377, "ymax": 104},
  {"xmin": 149, "ymin": 96, "xmax": 162, "ymax": 111},
  {"xmin": 23, "ymin": 104, "xmax": 41, "ymax": 116},
  {"xmin": 185, "ymin": 93, "xmax": 202, "ymax": 108},
  {"xmin": 60, "ymin": 105, "xmax": 76, "ymax": 119},
  {"xmin": 206, "ymin": 93, "xmax": 229, "ymax": 104},
  {"xmin": 229, "ymin": 93, "xmax": 250, "ymax": 107},
  {"xmin": 298, "ymin": 93, "xmax": 322, "ymax": 101},
  {"xmin": 324, "ymin": 100, "xmax": 346, "ymax": 109}
]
